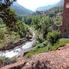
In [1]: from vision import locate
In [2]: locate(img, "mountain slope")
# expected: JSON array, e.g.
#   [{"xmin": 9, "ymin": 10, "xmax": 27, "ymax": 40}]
[
  {"xmin": 11, "ymin": 2, "xmax": 33, "ymax": 15},
  {"xmin": 36, "ymin": 0, "xmax": 64, "ymax": 11},
  {"xmin": 36, "ymin": 4, "xmax": 57, "ymax": 11}
]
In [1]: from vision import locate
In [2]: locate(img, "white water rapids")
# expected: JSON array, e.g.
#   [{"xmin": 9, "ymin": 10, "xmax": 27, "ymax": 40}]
[{"xmin": 0, "ymin": 28, "xmax": 37, "ymax": 58}]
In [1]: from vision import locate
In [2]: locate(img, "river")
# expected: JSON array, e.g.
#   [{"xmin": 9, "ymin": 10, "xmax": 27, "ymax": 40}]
[{"xmin": 0, "ymin": 28, "xmax": 37, "ymax": 58}]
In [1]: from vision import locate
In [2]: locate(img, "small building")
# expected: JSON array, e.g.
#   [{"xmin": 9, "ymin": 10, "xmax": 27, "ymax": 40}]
[
  {"xmin": 58, "ymin": 0, "xmax": 69, "ymax": 37},
  {"xmin": 62, "ymin": 0, "xmax": 69, "ymax": 37}
]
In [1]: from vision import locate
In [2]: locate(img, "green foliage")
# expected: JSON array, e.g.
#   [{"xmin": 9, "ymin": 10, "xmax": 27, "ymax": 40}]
[
  {"xmin": 0, "ymin": 7, "xmax": 30, "ymax": 47},
  {"xmin": 47, "ymin": 31, "xmax": 61, "ymax": 45},
  {"xmin": 22, "ymin": 15, "xmax": 54, "ymax": 40},
  {"xmin": 0, "ymin": 18, "xmax": 4, "ymax": 24},
  {"xmin": 0, "ymin": 8, "xmax": 18, "ymax": 32},
  {"xmin": 0, "ymin": 30, "xmax": 5, "ymax": 40},
  {"xmin": 0, "ymin": 0, "xmax": 16, "ymax": 7},
  {"xmin": 0, "ymin": 56, "xmax": 17, "ymax": 66},
  {"xmin": 50, "ymin": 38, "xmax": 69, "ymax": 51},
  {"xmin": 35, "ymin": 40, "xmax": 49, "ymax": 49},
  {"xmin": 54, "ymin": 16, "xmax": 62, "ymax": 25},
  {"xmin": 45, "ymin": 7, "xmax": 63, "ymax": 17},
  {"xmin": 0, "ymin": 5, "xmax": 64, "ymax": 60},
  {"xmin": 24, "ymin": 40, "xmax": 49, "ymax": 58},
  {"xmin": 16, "ymin": 20, "xmax": 29, "ymax": 38},
  {"xmin": 0, "ymin": 0, "xmax": 16, "ymax": 12},
  {"xmin": 39, "ymin": 16, "xmax": 53, "ymax": 38},
  {"xmin": 11, "ymin": 34, "xmax": 20, "ymax": 41},
  {"xmin": 24, "ymin": 47, "xmax": 48, "ymax": 58},
  {"xmin": 0, "ymin": 40, "xmax": 7, "ymax": 47},
  {"xmin": 24, "ymin": 38, "xmax": 69, "ymax": 58}
]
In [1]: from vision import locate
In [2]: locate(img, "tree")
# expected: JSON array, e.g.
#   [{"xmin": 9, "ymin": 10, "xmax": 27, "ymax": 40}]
[
  {"xmin": 54, "ymin": 16, "xmax": 62, "ymax": 25},
  {"xmin": 16, "ymin": 21, "xmax": 29, "ymax": 38},
  {"xmin": 0, "ymin": 18, "xmax": 3, "ymax": 24},
  {"xmin": 47, "ymin": 31, "xmax": 61, "ymax": 45},
  {"xmin": 39, "ymin": 16, "xmax": 53, "ymax": 38},
  {"xmin": 0, "ymin": 8, "xmax": 18, "ymax": 32},
  {"xmin": 0, "ymin": 0, "xmax": 16, "ymax": 11},
  {"xmin": 0, "ymin": 0, "xmax": 16, "ymax": 6},
  {"xmin": 0, "ymin": 0, "xmax": 17, "ymax": 31}
]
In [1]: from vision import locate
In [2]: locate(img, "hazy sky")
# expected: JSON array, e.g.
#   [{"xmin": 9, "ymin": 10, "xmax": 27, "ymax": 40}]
[{"xmin": 17, "ymin": 0, "xmax": 60, "ymax": 11}]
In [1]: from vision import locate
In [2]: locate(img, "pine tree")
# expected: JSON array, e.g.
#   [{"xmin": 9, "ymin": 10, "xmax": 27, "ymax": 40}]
[{"xmin": 0, "ymin": 0, "xmax": 17, "ymax": 31}]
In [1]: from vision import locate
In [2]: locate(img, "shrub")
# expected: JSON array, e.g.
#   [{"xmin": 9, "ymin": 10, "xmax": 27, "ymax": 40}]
[
  {"xmin": 0, "ymin": 30, "xmax": 4, "ymax": 40},
  {"xmin": 24, "ymin": 40, "xmax": 49, "ymax": 58},
  {"xmin": 0, "ymin": 18, "xmax": 4, "ymax": 24},
  {"xmin": 16, "ymin": 21, "xmax": 29, "ymax": 38},
  {"xmin": 54, "ymin": 16, "xmax": 62, "ymax": 25},
  {"xmin": 35, "ymin": 40, "xmax": 49, "ymax": 49},
  {"xmin": 50, "ymin": 38, "xmax": 69, "ymax": 50},
  {"xmin": 47, "ymin": 30, "xmax": 61, "ymax": 45},
  {"xmin": 0, "ymin": 56, "xmax": 17, "ymax": 66},
  {"xmin": 24, "ymin": 38, "xmax": 69, "ymax": 58},
  {"xmin": 24, "ymin": 47, "xmax": 48, "ymax": 58}
]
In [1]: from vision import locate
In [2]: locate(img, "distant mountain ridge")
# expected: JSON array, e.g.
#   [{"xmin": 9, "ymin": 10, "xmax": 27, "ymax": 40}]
[
  {"xmin": 36, "ymin": 0, "xmax": 64, "ymax": 11},
  {"xmin": 11, "ymin": 2, "xmax": 33, "ymax": 15}
]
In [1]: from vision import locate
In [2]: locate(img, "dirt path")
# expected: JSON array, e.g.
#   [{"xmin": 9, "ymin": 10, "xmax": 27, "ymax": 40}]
[{"xmin": 1, "ymin": 43, "xmax": 69, "ymax": 69}]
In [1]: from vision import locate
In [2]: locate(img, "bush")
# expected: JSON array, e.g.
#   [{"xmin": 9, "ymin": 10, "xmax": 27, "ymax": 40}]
[
  {"xmin": 0, "ymin": 18, "xmax": 4, "ymax": 24},
  {"xmin": 50, "ymin": 38, "xmax": 69, "ymax": 50},
  {"xmin": 24, "ymin": 40, "xmax": 49, "ymax": 58},
  {"xmin": 35, "ymin": 40, "xmax": 49, "ymax": 49},
  {"xmin": 11, "ymin": 34, "xmax": 20, "ymax": 41},
  {"xmin": 16, "ymin": 21, "xmax": 29, "ymax": 38},
  {"xmin": 47, "ymin": 31, "xmax": 61, "ymax": 45},
  {"xmin": 0, "ymin": 30, "xmax": 5, "ymax": 40},
  {"xmin": 24, "ymin": 47, "xmax": 48, "ymax": 58},
  {"xmin": 0, "ymin": 56, "xmax": 17, "ymax": 66},
  {"xmin": 24, "ymin": 38, "xmax": 69, "ymax": 58},
  {"xmin": 54, "ymin": 16, "xmax": 62, "ymax": 25}
]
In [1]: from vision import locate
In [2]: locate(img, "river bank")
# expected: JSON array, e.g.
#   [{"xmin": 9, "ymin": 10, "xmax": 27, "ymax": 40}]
[
  {"xmin": 0, "ymin": 37, "xmax": 31, "ymax": 51},
  {"xmin": 0, "ymin": 28, "xmax": 37, "ymax": 58}
]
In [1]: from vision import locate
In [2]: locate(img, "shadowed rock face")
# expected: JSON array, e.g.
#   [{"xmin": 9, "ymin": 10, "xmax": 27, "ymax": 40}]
[{"xmin": 1, "ymin": 43, "xmax": 69, "ymax": 69}]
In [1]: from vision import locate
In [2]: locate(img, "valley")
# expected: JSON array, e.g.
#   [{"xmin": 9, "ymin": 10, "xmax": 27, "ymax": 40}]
[{"xmin": 0, "ymin": 0, "xmax": 69, "ymax": 69}]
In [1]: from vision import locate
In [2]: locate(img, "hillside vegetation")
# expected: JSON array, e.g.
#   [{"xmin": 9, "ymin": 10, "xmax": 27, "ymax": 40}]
[
  {"xmin": 17, "ymin": 6, "xmax": 69, "ymax": 58},
  {"xmin": 1, "ymin": 1, "xmax": 69, "ymax": 67},
  {"xmin": 0, "ymin": 7, "xmax": 30, "ymax": 47}
]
